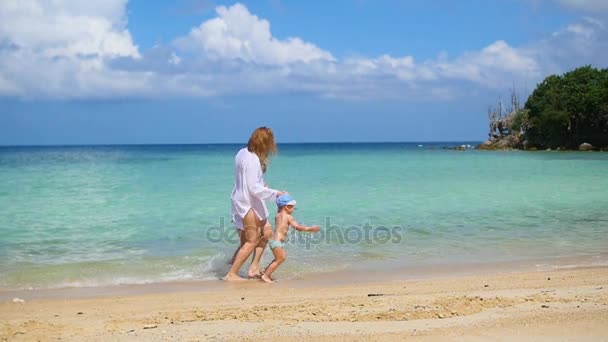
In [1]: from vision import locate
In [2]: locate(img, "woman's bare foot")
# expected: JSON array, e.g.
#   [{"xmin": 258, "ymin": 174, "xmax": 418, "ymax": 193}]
[
  {"xmin": 260, "ymin": 274, "xmax": 274, "ymax": 283},
  {"xmin": 223, "ymin": 273, "xmax": 247, "ymax": 282}
]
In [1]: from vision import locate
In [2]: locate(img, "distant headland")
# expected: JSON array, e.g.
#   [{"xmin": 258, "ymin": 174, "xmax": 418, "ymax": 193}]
[{"xmin": 478, "ymin": 66, "xmax": 608, "ymax": 151}]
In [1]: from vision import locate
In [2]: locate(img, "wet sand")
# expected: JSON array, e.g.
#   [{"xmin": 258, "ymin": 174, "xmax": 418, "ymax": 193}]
[{"xmin": 1, "ymin": 266, "xmax": 607, "ymax": 341}]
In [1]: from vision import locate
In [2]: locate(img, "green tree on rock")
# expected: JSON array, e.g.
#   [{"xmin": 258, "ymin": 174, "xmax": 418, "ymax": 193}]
[{"xmin": 522, "ymin": 66, "xmax": 608, "ymax": 149}]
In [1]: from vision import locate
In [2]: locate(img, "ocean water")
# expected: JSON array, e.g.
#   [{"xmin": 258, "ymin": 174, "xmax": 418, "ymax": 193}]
[{"xmin": 1, "ymin": 143, "xmax": 607, "ymax": 289}]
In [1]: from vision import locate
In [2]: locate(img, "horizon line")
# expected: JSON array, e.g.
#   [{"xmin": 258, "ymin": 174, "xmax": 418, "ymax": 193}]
[{"xmin": 0, "ymin": 140, "xmax": 484, "ymax": 148}]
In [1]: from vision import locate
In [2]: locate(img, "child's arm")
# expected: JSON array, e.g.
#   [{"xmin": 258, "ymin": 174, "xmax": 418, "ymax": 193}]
[{"xmin": 288, "ymin": 216, "xmax": 320, "ymax": 232}]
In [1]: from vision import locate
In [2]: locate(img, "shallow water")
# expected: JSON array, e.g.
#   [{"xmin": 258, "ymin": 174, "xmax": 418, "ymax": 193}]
[{"xmin": 1, "ymin": 143, "xmax": 607, "ymax": 289}]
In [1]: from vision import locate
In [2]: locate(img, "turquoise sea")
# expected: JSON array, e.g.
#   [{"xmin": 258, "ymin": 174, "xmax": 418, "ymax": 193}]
[{"xmin": 1, "ymin": 143, "xmax": 607, "ymax": 289}]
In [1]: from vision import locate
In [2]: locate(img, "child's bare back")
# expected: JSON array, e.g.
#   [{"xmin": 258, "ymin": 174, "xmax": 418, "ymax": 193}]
[{"xmin": 272, "ymin": 211, "xmax": 294, "ymax": 242}]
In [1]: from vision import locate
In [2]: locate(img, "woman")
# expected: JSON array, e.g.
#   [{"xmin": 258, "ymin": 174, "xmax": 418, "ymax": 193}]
[{"xmin": 224, "ymin": 127, "xmax": 285, "ymax": 281}]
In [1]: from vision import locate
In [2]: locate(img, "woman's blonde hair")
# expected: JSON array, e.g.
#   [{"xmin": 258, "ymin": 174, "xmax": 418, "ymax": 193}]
[{"xmin": 247, "ymin": 127, "xmax": 277, "ymax": 172}]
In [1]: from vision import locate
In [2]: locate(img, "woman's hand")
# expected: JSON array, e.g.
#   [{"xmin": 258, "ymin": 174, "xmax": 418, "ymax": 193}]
[{"xmin": 276, "ymin": 191, "xmax": 288, "ymax": 197}]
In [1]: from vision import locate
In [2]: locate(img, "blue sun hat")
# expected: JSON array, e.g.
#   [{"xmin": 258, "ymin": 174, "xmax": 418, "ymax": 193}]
[{"xmin": 276, "ymin": 193, "xmax": 297, "ymax": 207}]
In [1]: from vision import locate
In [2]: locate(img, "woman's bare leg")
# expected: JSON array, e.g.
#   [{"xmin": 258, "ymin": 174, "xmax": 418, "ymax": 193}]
[
  {"xmin": 224, "ymin": 210, "xmax": 260, "ymax": 281},
  {"xmin": 248, "ymin": 221, "xmax": 272, "ymax": 278},
  {"xmin": 228, "ymin": 230, "xmax": 246, "ymax": 265}
]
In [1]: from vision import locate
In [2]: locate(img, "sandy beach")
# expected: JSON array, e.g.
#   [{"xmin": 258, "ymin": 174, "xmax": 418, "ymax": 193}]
[{"xmin": 1, "ymin": 266, "xmax": 607, "ymax": 341}]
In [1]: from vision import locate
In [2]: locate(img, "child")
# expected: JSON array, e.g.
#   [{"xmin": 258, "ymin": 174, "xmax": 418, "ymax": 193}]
[{"xmin": 261, "ymin": 194, "xmax": 320, "ymax": 283}]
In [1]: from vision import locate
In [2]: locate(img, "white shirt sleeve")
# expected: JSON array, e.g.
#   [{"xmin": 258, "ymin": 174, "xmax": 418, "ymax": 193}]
[{"xmin": 245, "ymin": 157, "xmax": 278, "ymax": 200}]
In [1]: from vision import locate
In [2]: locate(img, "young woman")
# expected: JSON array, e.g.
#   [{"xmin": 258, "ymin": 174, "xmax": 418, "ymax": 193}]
[{"xmin": 224, "ymin": 127, "xmax": 285, "ymax": 281}]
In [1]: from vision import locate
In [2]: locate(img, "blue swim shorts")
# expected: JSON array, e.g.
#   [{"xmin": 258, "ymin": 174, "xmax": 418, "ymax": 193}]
[{"xmin": 268, "ymin": 239, "xmax": 284, "ymax": 250}]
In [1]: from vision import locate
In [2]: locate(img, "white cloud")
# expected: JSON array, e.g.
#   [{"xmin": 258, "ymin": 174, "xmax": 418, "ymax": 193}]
[
  {"xmin": 531, "ymin": 16, "xmax": 608, "ymax": 74},
  {"xmin": 168, "ymin": 52, "xmax": 181, "ymax": 65},
  {"xmin": 0, "ymin": 2, "xmax": 606, "ymax": 100},
  {"xmin": 0, "ymin": 0, "xmax": 142, "ymax": 98},
  {"xmin": 174, "ymin": 3, "xmax": 334, "ymax": 65},
  {"xmin": 0, "ymin": 0, "xmax": 139, "ymax": 59},
  {"xmin": 437, "ymin": 40, "xmax": 540, "ymax": 87}
]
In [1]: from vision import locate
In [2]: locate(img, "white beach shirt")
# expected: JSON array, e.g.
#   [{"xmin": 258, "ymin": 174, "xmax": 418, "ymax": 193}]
[{"xmin": 231, "ymin": 148, "xmax": 278, "ymax": 229}]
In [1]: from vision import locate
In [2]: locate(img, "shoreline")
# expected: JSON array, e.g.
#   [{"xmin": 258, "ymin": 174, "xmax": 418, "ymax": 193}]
[
  {"xmin": 1, "ymin": 253, "xmax": 606, "ymax": 301},
  {"xmin": 1, "ymin": 265, "xmax": 607, "ymax": 341}
]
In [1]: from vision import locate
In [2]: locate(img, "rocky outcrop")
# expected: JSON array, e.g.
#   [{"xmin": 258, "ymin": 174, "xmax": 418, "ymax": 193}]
[
  {"xmin": 478, "ymin": 140, "xmax": 605, "ymax": 151},
  {"xmin": 477, "ymin": 135, "xmax": 520, "ymax": 150}
]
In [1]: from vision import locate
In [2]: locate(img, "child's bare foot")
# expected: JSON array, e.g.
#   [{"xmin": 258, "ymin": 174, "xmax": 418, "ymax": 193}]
[
  {"xmin": 223, "ymin": 273, "xmax": 247, "ymax": 282},
  {"xmin": 248, "ymin": 269, "xmax": 263, "ymax": 279},
  {"xmin": 260, "ymin": 274, "xmax": 274, "ymax": 283}
]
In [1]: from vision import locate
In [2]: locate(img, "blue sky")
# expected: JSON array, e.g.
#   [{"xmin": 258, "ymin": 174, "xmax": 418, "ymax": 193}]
[{"xmin": 1, "ymin": 0, "xmax": 607, "ymax": 145}]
